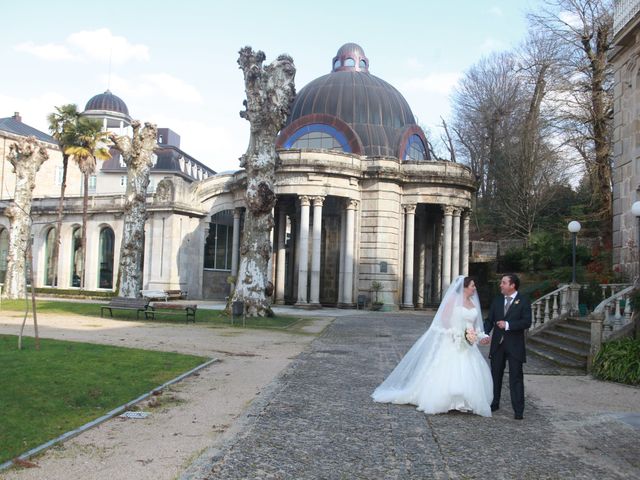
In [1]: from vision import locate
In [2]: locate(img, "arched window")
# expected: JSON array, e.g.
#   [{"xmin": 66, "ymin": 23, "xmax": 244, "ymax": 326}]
[
  {"xmin": 403, "ymin": 135, "xmax": 428, "ymax": 161},
  {"xmin": 204, "ymin": 210, "xmax": 235, "ymax": 270},
  {"xmin": 359, "ymin": 59, "xmax": 367, "ymax": 69},
  {"xmin": 344, "ymin": 57, "xmax": 355, "ymax": 67},
  {"xmin": 70, "ymin": 227, "xmax": 82, "ymax": 287},
  {"xmin": 0, "ymin": 228, "xmax": 8, "ymax": 283},
  {"xmin": 44, "ymin": 227, "xmax": 57, "ymax": 286},
  {"xmin": 333, "ymin": 59, "xmax": 341, "ymax": 69},
  {"xmin": 98, "ymin": 227, "xmax": 115, "ymax": 289},
  {"xmin": 283, "ymin": 124, "xmax": 351, "ymax": 152}
]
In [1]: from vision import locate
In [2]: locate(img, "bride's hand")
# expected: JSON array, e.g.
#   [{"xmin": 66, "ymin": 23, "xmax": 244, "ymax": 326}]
[{"xmin": 479, "ymin": 336, "xmax": 491, "ymax": 346}]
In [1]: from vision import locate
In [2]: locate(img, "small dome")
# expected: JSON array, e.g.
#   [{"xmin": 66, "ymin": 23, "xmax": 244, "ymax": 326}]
[
  {"xmin": 278, "ymin": 44, "xmax": 429, "ymax": 160},
  {"xmin": 84, "ymin": 90, "xmax": 129, "ymax": 116}
]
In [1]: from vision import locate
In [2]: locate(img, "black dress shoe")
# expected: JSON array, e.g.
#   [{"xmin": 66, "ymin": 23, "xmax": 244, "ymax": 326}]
[
  {"xmin": 514, "ymin": 414, "xmax": 523, "ymax": 420},
  {"xmin": 491, "ymin": 405, "xmax": 499, "ymax": 412}
]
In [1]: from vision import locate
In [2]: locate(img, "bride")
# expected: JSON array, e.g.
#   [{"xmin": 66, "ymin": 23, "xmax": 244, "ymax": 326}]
[{"xmin": 372, "ymin": 276, "xmax": 493, "ymax": 417}]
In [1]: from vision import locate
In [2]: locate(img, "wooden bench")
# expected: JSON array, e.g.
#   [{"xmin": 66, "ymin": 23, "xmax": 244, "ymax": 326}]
[
  {"xmin": 141, "ymin": 289, "xmax": 169, "ymax": 301},
  {"xmin": 101, "ymin": 297, "xmax": 150, "ymax": 319},
  {"xmin": 145, "ymin": 302, "xmax": 197, "ymax": 323}
]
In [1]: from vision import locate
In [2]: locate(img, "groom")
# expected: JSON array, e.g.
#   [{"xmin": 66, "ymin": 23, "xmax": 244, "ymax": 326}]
[{"xmin": 482, "ymin": 274, "xmax": 532, "ymax": 419}]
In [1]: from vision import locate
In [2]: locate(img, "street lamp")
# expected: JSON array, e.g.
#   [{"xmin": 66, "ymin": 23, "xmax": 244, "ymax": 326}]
[{"xmin": 568, "ymin": 220, "xmax": 582, "ymax": 284}]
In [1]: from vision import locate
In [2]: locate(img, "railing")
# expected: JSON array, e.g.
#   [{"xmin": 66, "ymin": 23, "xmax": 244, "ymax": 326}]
[
  {"xmin": 530, "ymin": 284, "xmax": 574, "ymax": 331},
  {"xmin": 614, "ymin": 0, "xmax": 640, "ymax": 37},
  {"xmin": 593, "ymin": 284, "xmax": 635, "ymax": 336}
]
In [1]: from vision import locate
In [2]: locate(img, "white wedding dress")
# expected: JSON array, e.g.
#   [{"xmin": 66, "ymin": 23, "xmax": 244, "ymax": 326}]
[{"xmin": 372, "ymin": 277, "xmax": 493, "ymax": 417}]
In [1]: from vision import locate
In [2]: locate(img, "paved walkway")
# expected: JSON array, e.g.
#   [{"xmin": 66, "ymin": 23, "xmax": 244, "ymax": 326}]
[{"xmin": 183, "ymin": 312, "xmax": 640, "ymax": 480}]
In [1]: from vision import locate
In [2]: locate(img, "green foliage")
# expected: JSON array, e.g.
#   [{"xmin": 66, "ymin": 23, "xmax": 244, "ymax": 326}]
[
  {"xmin": 591, "ymin": 338, "xmax": 640, "ymax": 386},
  {"xmin": 0, "ymin": 335, "xmax": 206, "ymax": 464},
  {"xmin": 579, "ymin": 280, "xmax": 604, "ymax": 311}
]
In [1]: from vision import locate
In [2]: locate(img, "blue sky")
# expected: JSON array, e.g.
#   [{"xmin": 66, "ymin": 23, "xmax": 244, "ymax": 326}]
[{"xmin": 1, "ymin": 0, "xmax": 534, "ymax": 172}]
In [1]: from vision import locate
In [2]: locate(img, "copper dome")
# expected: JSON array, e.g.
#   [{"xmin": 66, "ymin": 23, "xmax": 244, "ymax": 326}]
[{"xmin": 84, "ymin": 90, "xmax": 129, "ymax": 116}]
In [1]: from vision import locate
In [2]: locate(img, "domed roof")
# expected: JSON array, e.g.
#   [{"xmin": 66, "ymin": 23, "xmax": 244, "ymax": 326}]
[
  {"xmin": 84, "ymin": 90, "xmax": 129, "ymax": 116},
  {"xmin": 278, "ymin": 43, "xmax": 428, "ymax": 159}
]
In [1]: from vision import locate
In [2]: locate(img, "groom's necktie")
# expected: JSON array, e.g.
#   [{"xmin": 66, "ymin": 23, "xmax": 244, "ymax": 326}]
[{"xmin": 504, "ymin": 296, "xmax": 513, "ymax": 315}]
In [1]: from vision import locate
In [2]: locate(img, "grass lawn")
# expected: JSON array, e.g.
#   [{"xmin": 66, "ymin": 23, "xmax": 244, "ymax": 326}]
[
  {"xmin": 0, "ymin": 335, "xmax": 207, "ymax": 465},
  {"xmin": 0, "ymin": 299, "xmax": 301, "ymax": 329}
]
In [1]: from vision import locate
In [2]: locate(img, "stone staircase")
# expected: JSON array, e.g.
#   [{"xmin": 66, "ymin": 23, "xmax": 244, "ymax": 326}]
[{"xmin": 527, "ymin": 316, "xmax": 590, "ymax": 370}]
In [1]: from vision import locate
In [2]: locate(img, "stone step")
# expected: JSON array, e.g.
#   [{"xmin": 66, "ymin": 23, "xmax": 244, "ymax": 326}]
[
  {"xmin": 565, "ymin": 317, "xmax": 592, "ymax": 328},
  {"xmin": 536, "ymin": 329, "xmax": 590, "ymax": 350},
  {"xmin": 526, "ymin": 344, "xmax": 586, "ymax": 369},
  {"xmin": 556, "ymin": 322, "xmax": 590, "ymax": 338},
  {"xmin": 527, "ymin": 335, "xmax": 589, "ymax": 362}
]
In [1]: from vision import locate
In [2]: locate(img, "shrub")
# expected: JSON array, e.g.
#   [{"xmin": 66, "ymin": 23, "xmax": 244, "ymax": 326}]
[{"xmin": 591, "ymin": 338, "xmax": 640, "ymax": 386}]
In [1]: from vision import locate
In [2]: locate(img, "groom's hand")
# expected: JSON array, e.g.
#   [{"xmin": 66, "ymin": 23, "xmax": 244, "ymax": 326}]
[{"xmin": 496, "ymin": 320, "xmax": 506, "ymax": 329}]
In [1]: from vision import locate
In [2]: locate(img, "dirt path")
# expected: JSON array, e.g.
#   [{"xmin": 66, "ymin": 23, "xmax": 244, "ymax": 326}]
[{"xmin": 0, "ymin": 310, "xmax": 331, "ymax": 480}]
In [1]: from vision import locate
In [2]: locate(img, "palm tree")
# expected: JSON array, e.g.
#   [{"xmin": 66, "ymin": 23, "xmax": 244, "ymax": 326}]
[
  {"xmin": 65, "ymin": 118, "xmax": 111, "ymax": 288},
  {"xmin": 47, "ymin": 104, "xmax": 81, "ymax": 287}
]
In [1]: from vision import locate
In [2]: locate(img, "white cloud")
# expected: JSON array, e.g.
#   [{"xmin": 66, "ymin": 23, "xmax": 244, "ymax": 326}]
[
  {"xmin": 13, "ymin": 28, "xmax": 149, "ymax": 65},
  {"xmin": 406, "ymin": 57, "xmax": 423, "ymax": 71},
  {"xmin": 478, "ymin": 38, "xmax": 507, "ymax": 54},
  {"xmin": 105, "ymin": 73, "xmax": 203, "ymax": 104},
  {"xmin": 67, "ymin": 28, "xmax": 149, "ymax": 64},
  {"xmin": 14, "ymin": 42, "xmax": 77, "ymax": 61},
  {"xmin": 402, "ymin": 72, "xmax": 461, "ymax": 95},
  {"xmin": 0, "ymin": 92, "xmax": 72, "ymax": 133},
  {"xmin": 489, "ymin": 6, "xmax": 503, "ymax": 16}
]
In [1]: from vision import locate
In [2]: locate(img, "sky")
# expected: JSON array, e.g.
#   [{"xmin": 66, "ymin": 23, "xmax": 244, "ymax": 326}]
[{"xmin": 1, "ymin": 0, "xmax": 535, "ymax": 173}]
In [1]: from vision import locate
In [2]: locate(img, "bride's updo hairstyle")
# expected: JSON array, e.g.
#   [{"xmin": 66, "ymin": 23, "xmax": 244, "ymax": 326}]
[{"xmin": 457, "ymin": 276, "xmax": 475, "ymax": 292}]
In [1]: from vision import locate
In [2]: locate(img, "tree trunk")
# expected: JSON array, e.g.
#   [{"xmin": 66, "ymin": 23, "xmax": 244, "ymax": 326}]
[
  {"xmin": 233, "ymin": 47, "xmax": 296, "ymax": 317},
  {"xmin": 109, "ymin": 121, "xmax": 157, "ymax": 298},
  {"xmin": 50, "ymin": 154, "xmax": 69, "ymax": 287},
  {"xmin": 4, "ymin": 136, "xmax": 49, "ymax": 299}
]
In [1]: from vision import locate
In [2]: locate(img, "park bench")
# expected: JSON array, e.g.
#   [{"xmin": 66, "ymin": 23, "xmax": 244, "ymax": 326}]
[
  {"xmin": 145, "ymin": 302, "xmax": 197, "ymax": 323},
  {"xmin": 141, "ymin": 289, "xmax": 169, "ymax": 301},
  {"xmin": 101, "ymin": 297, "xmax": 150, "ymax": 319}
]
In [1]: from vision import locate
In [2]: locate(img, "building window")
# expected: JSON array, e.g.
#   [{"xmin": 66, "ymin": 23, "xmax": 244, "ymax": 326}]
[
  {"xmin": 70, "ymin": 227, "xmax": 82, "ymax": 287},
  {"xmin": 98, "ymin": 227, "xmax": 115, "ymax": 289},
  {"xmin": 283, "ymin": 123, "xmax": 351, "ymax": 152},
  {"xmin": 0, "ymin": 228, "xmax": 8, "ymax": 283},
  {"xmin": 55, "ymin": 166, "xmax": 64, "ymax": 186},
  {"xmin": 44, "ymin": 227, "xmax": 57, "ymax": 286},
  {"xmin": 344, "ymin": 57, "xmax": 355, "ymax": 67},
  {"xmin": 333, "ymin": 59, "xmax": 341, "ymax": 69},
  {"xmin": 359, "ymin": 59, "xmax": 367, "ymax": 69},
  {"xmin": 204, "ymin": 210, "xmax": 235, "ymax": 270},
  {"xmin": 120, "ymin": 175, "xmax": 127, "ymax": 188},
  {"xmin": 403, "ymin": 134, "xmax": 428, "ymax": 161},
  {"xmin": 88, "ymin": 175, "xmax": 97, "ymax": 193}
]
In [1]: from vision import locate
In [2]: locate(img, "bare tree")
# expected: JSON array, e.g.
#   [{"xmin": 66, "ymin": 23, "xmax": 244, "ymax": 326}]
[
  {"xmin": 4, "ymin": 135, "xmax": 49, "ymax": 299},
  {"xmin": 109, "ymin": 121, "xmax": 158, "ymax": 298},
  {"xmin": 233, "ymin": 47, "xmax": 296, "ymax": 317},
  {"xmin": 529, "ymin": 0, "xmax": 614, "ymax": 234}
]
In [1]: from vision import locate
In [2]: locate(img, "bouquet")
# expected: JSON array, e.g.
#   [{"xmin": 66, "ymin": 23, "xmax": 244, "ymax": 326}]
[{"xmin": 464, "ymin": 327, "xmax": 477, "ymax": 345}]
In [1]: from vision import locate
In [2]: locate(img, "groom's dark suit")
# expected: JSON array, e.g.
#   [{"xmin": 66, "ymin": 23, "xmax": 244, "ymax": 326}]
[{"xmin": 484, "ymin": 291, "xmax": 532, "ymax": 417}]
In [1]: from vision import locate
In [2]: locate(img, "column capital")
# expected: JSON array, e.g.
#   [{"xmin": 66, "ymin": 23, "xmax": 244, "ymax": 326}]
[
  {"xmin": 346, "ymin": 199, "xmax": 359, "ymax": 210},
  {"xmin": 442, "ymin": 205, "xmax": 455, "ymax": 216},
  {"xmin": 403, "ymin": 204, "xmax": 417, "ymax": 214},
  {"xmin": 312, "ymin": 195, "xmax": 325, "ymax": 206},
  {"xmin": 452, "ymin": 208, "xmax": 462, "ymax": 217},
  {"xmin": 233, "ymin": 207, "xmax": 242, "ymax": 217},
  {"xmin": 299, "ymin": 195, "xmax": 311, "ymax": 207}
]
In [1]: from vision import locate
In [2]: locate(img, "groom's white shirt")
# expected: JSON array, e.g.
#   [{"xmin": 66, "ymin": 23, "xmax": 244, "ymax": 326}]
[{"xmin": 503, "ymin": 294, "xmax": 516, "ymax": 331}]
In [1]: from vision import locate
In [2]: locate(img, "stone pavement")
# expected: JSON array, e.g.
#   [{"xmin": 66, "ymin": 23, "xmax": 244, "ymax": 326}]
[{"xmin": 183, "ymin": 312, "xmax": 640, "ymax": 480}]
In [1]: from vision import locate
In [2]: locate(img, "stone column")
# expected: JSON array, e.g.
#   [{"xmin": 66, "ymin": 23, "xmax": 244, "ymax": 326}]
[
  {"xmin": 296, "ymin": 196, "xmax": 310, "ymax": 305},
  {"xmin": 342, "ymin": 199, "xmax": 358, "ymax": 306},
  {"xmin": 462, "ymin": 210, "xmax": 470, "ymax": 276},
  {"xmin": 434, "ymin": 219, "xmax": 442, "ymax": 302},
  {"xmin": 417, "ymin": 214, "xmax": 426, "ymax": 308},
  {"xmin": 338, "ymin": 208, "xmax": 346, "ymax": 305},
  {"xmin": 275, "ymin": 208, "xmax": 287, "ymax": 304},
  {"xmin": 441, "ymin": 205, "xmax": 454, "ymax": 296},
  {"xmin": 403, "ymin": 204, "xmax": 416, "ymax": 308},
  {"xmin": 451, "ymin": 208, "xmax": 461, "ymax": 280},
  {"xmin": 425, "ymin": 220, "xmax": 434, "ymax": 304},
  {"xmin": 230, "ymin": 208, "xmax": 241, "ymax": 277},
  {"xmin": 309, "ymin": 196, "xmax": 325, "ymax": 306}
]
